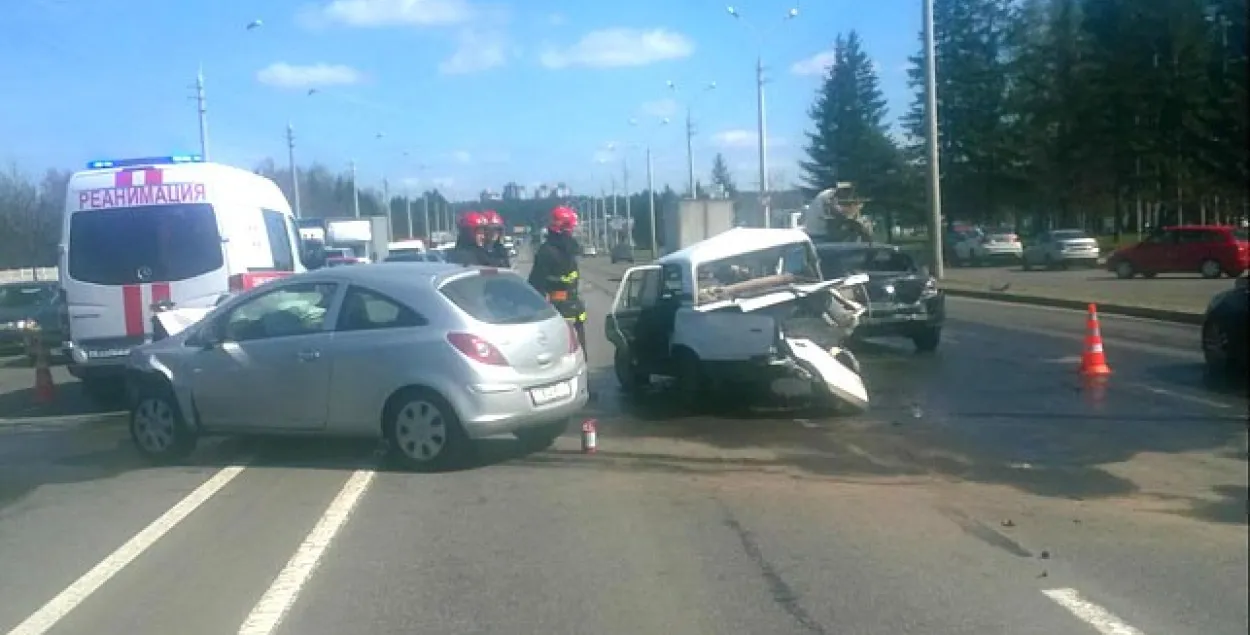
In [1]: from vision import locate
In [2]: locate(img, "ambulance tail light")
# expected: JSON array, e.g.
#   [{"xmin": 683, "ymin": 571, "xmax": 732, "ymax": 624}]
[{"xmin": 86, "ymin": 155, "xmax": 204, "ymax": 169}]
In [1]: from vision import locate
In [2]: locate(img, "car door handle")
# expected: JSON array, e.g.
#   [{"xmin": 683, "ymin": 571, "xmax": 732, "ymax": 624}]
[{"xmin": 297, "ymin": 349, "xmax": 322, "ymax": 362}]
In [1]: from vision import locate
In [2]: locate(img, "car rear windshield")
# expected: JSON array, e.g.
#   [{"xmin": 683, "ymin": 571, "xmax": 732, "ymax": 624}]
[
  {"xmin": 68, "ymin": 204, "xmax": 222, "ymax": 285},
  {"xmin": 1051, "ymin": 230, "xmax": 1089, "ymax": 240},
  {"xmin": 440, "ymin": 272, "xmax": 558, "ymax": 325}
]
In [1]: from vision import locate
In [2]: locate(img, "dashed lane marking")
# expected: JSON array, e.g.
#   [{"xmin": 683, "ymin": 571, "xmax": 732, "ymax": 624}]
[{"xmin": 1042, "ymin": 588, "xmax": 1147, "ymax": 635}]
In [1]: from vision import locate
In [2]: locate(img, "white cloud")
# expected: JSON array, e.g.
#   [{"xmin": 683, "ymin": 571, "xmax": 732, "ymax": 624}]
[
  {"xmin": 439, "ymin": 29, "xmax": 507, "ymax": 74},
  {"xmin": 305, "ymin": 0, "xmax": 476, "ymax": 28},
  {"xmin": 712, "ymin": 129, "xmax": 787, "ymax": 149},
  {"xmin": 451, "ymin": 150, "xmax": 473, "ymax": 163},
  {"xmin": 640, "ymin": 98, "xmax": 678, "ymax": 118},
  {"xmin": 256, "ymin": 62, "xmax": 363, "ymax": 89},
  {"xmin": 539, "ymin": 28, "xmax": 694, "ymax": 69},
  {"xmin": 791, "ymin": 50, "xmax": 837, "ymax": 76}
]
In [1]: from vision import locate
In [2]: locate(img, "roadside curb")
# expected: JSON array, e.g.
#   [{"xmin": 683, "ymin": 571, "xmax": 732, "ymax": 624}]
[{"xmin": 941, "ymin": 287, "xmax": 1205, "ymax": 325}]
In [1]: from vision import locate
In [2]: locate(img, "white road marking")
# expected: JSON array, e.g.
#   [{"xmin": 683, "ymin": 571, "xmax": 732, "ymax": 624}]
[
  {"xmin": 238, "ymin": 469, "xmax": 376, "ymax": 635},
  {"xmin": 1042, "ymin": 588, "xmax": 1147, "ymax": 635},
  {"xmin": 1122, "ymin": 381, "xmax": 1235, "ymax": 410},
  {"xmin": 6, "ymin": 465, "xmax": 247, "ymax": 635}
]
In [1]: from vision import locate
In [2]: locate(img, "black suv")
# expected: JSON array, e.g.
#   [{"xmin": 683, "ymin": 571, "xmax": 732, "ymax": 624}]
[{"xmin": 815, "ymin": 243, "xmax": 945, "ymax": 351}]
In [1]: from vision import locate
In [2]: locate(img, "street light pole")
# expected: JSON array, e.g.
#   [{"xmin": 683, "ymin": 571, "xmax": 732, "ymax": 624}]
[
  {"xmin": 350, "ymin": 160, "xmax": 360, "ymax": 218},
  {"xmin": 286, "ymin": 122, "xmax": 301, "ymax": 218},
  {"xmin": 755, "ymin": 54, "xmax": 771, "ymax": 228},
  {"xmin": 667, "ymin": 80, "xmax": 716, "ymax": 198},
  {"xmin": 195, "ymin": 67, "xmax": 209, "ymax": 160},
  {"xmin": 922, "ymin": 0, "xmax": 945, "ymax": 279},
  {"xmin": 647, "ymin": 146, "xmax": 657, "ymax": 257},
  {"xmin": 622, "ymin": 158, "xmax": 632, "ymax": 248}
]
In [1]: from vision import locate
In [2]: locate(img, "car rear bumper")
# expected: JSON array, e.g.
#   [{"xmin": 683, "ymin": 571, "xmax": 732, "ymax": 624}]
[{"xmin": 455, "ymin": 367, "xmax": 590, "ymax": 438}]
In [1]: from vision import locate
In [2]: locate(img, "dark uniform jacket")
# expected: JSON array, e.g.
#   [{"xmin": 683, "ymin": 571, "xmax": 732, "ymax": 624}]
[{"xmin": 527, "ymin": 234, "xmax": 585, "ymax": 323}]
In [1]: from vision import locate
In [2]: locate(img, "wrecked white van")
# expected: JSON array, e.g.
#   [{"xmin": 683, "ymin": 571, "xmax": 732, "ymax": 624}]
[{"xmin": 606, "ymin": 227, "xmax": 869, "ymax": 413}]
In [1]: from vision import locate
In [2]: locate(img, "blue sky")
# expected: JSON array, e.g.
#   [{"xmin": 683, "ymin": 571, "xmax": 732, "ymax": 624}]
[{"xmin": 1, "ymin": 0, "xmax": 922, "ymax": 198}]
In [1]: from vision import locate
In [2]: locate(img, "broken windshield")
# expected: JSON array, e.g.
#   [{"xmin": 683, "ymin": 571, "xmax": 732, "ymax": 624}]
[{"xmin": 695, "ymin": 241, "xmax": 819, "ymax": 305}]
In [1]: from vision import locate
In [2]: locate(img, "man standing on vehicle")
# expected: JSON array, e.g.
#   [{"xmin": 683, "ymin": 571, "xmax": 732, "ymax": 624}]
[
  {"xmin": 447, "ymin": 211, "xmax": 494, "ymax": 266},
  {"xmin": 529, "ymin": 206, "xmax": 588, "ymax": 361},
  {"xmin": 482, "ymin": 209, "xmax": 511, "ymax": 268}
]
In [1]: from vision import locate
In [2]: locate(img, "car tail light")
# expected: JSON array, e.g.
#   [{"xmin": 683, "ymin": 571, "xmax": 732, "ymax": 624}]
[
  {"xmin": 567, "ymin": 322, "xmax": 580, "ymax": 353},
  {"xmin": 447, "ymin": 332, "xmax": 509, "ymax": 366}
]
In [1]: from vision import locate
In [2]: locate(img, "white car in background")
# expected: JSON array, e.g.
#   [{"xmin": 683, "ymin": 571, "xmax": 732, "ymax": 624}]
[
  {"xmin": 1021, "ymin": 229, "xmax": 1101, "ymax": 270},
  {"xmin": 952, "ymin": 230, "xmax": 1023, "ymax": 265}
]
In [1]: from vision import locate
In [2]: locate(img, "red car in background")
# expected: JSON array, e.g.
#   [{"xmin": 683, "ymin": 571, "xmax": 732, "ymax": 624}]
[{"xmin": 1106, "ymin": 225, "xmax": 1249, "ymax": 279}]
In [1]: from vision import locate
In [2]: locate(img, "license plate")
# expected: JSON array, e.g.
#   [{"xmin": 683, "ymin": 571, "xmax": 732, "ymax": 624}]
[
  {"xmin": 529, "ymin": 380, "xmax": 572, "ymax": 405},
  {"xmin": 86, "ymin": 348, "xmax": 129, "ymax": 359}
]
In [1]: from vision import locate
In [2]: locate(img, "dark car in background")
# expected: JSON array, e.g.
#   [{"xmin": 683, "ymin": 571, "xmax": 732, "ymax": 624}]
[
  {"xmin": 1201, "ymin": 275, "xmax": 1248, "ymax": 376},
  {"xmin": 0, "ymin": 281, "xmax": 65, "ymax": 362},
  {"xmin": 816, "ymin": 243, "xmax": 945, "ymax": 352}
]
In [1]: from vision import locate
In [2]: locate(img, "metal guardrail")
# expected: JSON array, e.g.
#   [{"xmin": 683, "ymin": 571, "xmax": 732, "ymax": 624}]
[{"xmin": 0, "ymin": 267, "xmax": 59, "ymax": 282}]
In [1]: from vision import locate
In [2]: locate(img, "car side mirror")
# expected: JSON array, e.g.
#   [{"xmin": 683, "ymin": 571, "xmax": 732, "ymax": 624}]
[{"xmin": 301, "ymin": 244, "xmax": 327, "ymax": 270}]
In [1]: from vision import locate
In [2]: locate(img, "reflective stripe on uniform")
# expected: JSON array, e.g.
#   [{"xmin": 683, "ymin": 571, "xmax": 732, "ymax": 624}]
[
  {"xmin": 559, "ymin": 271, "xmax": 579, "ymax": 283},
  {"xmin": 563, "ymin": 312, "xmax": 587, "ymax": 323}
]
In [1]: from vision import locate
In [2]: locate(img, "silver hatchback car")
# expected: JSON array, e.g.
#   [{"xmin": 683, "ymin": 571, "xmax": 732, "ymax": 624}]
[{"xmin": 125, "ymin": 263, "xmax": 589, "ymax": 470}]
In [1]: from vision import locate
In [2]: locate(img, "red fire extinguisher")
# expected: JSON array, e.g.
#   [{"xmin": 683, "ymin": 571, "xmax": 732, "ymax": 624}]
[{"xmin": 581, "ymin": 419, "xmax": 597, "ymax": 453}]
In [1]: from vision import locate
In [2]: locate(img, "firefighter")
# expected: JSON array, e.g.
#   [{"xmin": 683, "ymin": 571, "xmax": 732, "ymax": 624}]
[
  {"xmin": 529, "ymin": 206, "xmax": 588, "ymax": 361},
  {"xmin": 447, "ymin": 210, "xmax": 494, "ymax": 266},
  {"xmin": 482, "ymin": 209, "xmax": 511, "ymax": 268}
]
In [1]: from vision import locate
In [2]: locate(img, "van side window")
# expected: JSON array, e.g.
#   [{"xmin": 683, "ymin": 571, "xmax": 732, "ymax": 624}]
[{"xmin": 261, "ymin": 209, "xmax": 295, "ymax": 271}]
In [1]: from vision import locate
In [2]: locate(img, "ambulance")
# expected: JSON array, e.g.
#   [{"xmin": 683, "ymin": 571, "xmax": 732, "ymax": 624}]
[{"xmin": 60, "ymin": 155, "xmax": 307, "ymax": 394}]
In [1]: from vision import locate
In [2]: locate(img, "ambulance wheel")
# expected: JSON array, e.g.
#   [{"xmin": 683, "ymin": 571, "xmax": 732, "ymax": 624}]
[
  {"xmin": 129, "ymin": 382, "xmax": 197, "ymax": 463},
  {"xmin": 383, "ymin": 387, "xmax": 471, "ymax": 472},
  {"xmin": 515, "ymin": 418, "xmax": 569, "ymax": 452},
  {"xmin": 614, "ymin": 346, "xmax": 650, "ymax": 393}
]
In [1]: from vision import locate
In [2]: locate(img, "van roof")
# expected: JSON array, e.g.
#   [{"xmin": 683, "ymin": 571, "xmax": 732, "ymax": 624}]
[{"xmin": 658, "ymin": 227, "xmax": 813, "ymax": 267}]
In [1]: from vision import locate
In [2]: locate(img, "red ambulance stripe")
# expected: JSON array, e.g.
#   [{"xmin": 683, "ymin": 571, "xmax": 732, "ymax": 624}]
[
  {"xmin": 145, "ymin": 168, "xmax": 163, "ymax": 186},
  {"xmin": 152, "ymin": 282, "xmax": 171, "ymax": 305},
  {"xmin": 114, "ymin": 171, "xmax": 134, "ymax": 187},
  {"xmin": 122, "ymin": 285, "xmax": 144, "ymax": 337}
]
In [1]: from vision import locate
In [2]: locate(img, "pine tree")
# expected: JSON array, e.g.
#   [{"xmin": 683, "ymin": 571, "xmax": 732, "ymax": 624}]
[
  {"xmin": 903, "ymin": 0, "xmax": 1017, "ymax": 225},
  {"xmin": 710, "ymin": 153, "xmax": 738, "ymax": 196}
]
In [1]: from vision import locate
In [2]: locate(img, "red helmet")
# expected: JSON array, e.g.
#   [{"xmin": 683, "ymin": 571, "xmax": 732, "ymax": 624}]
[
  {"xmin": 549, "ymin": 206, "xmax": 578, "ymax": 234},
  {"xmin": 483, "ymin": 210, "xmax": 504, "ymax": 227},
  {"xmin": 458, "ymin": 210, "xmax": 488, "ymax": 231}
]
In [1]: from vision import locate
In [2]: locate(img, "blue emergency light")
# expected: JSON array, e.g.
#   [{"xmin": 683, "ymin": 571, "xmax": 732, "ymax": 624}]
[{"xmin": 86, "ymin": 155, "xmax": 204, "ymax": 169}]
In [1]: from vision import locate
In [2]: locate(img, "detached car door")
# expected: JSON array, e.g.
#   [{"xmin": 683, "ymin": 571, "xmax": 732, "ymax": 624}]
[{"xmin": 188, "ymin": 281, "xmax": 341, "ymax": 431}]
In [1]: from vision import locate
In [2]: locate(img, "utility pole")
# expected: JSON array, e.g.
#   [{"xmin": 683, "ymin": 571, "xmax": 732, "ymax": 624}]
[
  {"xmin": 195, "ymin": 67, "xmax": 209, "ymax": 160},
  {"xmin": 923, "ymin": 0, "xmax": 945, "ymax": 278},
  {"xmin": 383, "ymin": 177, "xmax": 390, "ymax": 222},
  {"xmin": 756, "ymin": 55, "xmax": 771, "ymax": 228},
  {"xmin": 405, "ymin": 193, "xmax": 414, "ymax": 239},
  {"xmin": 647, "ymin": 146, "xmax": 657, "ymax": 257},
  {"xmin": 286, "ymin": 123, "xmax": 302, "ymax": 218},
  {"xmin": 422, "ymin": 194, "xmax": 431, "ymax": 241},
  {"xmin": 623, "ymin": 158, "xmax": 633, "ymax": 247},
  {"xmin": 350, "ymin": 160, "xmax": 361, "ymax": 218},
  {"xmin": 685, "ymin": 108, "xmax": 696, "ymax": 197}
]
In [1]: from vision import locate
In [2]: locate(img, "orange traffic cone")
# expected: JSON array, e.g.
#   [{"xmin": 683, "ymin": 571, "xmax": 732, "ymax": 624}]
[
  {"xmin": 32, "ymin": 330, "xmax": 56, "ymax": 405},
  {"xmin": 1078, "ymin": 303, "xmax": 1112, "ymax": 377}
]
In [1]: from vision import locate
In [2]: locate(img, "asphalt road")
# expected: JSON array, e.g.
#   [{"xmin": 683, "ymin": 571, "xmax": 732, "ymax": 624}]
[
  {"xmin": 937, "ymin": 263, "xmax": 1235, "ymax": 314},
  {"xmin": 0, "ymin": 260, "xmax": 1244, "ymax": 635}
]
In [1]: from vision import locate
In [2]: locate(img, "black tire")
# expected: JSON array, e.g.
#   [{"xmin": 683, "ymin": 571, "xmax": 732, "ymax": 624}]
[
  {"xmin": 129, "ymin": 381, "xmax": 197, "ymax": 463},
  {"xmin": 383, "ymin": 387, "xmax": 471, "ymax": 472},
  {"xmin": 1199, "ymin": 258, "xmax": 1222, "ymax": 279},
  {"xmin": 912, "ymin": 327, "xmax": 941, "ymax": 353},
  {"xmin": 1201, "ymin": 319, "xmax": 1233, "ymax": 375},
  {"xmin": 1114, "ymin": 260, "xmax": 1135, "ymax": 279},
  {"xmin": 514, "ymin": 418, "xmax": 569, "ymax": 452},
  {"xmin": 613, "ymin": 346, "xmax": 650, "ymax": 392}
]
